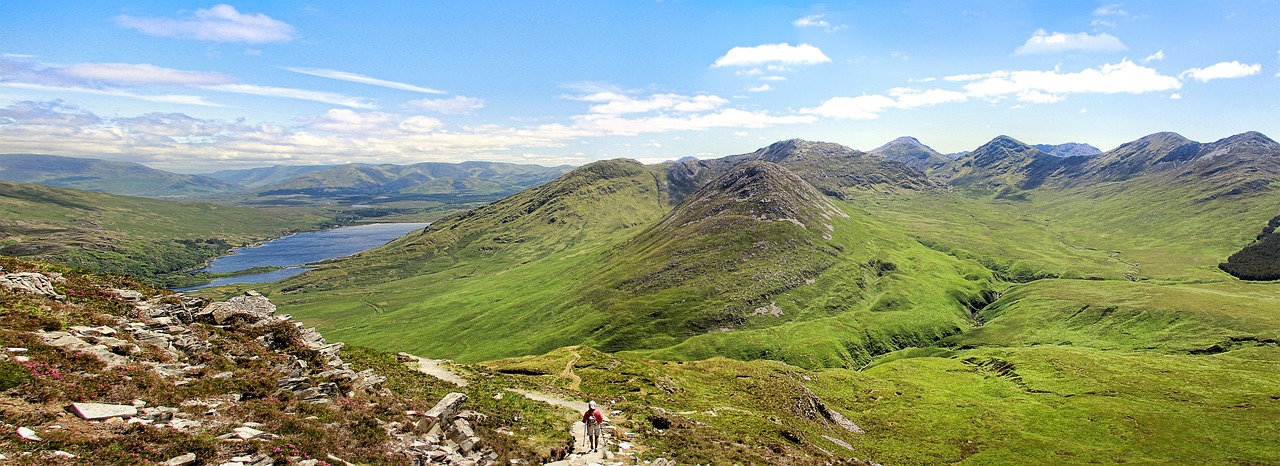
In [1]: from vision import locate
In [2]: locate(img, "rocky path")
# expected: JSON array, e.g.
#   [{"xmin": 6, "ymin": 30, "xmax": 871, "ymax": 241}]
[{"xmin": 398, "ymin": 353, "xmax": 469, "ymax": 387}]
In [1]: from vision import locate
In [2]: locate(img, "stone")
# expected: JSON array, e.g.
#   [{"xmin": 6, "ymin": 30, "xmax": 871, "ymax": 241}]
[
  {"xmin": 417, "ymin": 392, "xmax": 468, "ymax": 433},
  {"xmin": 232, "ymin": 426, "xmax": 265, "ymax": 439},
  {"xmin": 165, "ymin": 453, "xmax": 198, "ymax": 466},
  {"xmin": 0, "ymin": 272, "xmax": 64, "ymax": 299},
  {"xmin": 110, "ymin": 288, "xmax": 145, "ymax": 301},
  {"xmin": 17, "ymin": 426, "xmax": 41, "ymax": 441},
  {"xmin": 204, "ymin": 292, "xmax": 277, "ymax": 325},
  {"xmin": 69, "ymin": 402, "xmax": 138, "ymax": 420},
  {"xmin": 52, "ymin": 450, "xmax": 77, "ymax": 459},
  {"xmin": 459, "ymin": 435, "xmax": 480, "ymax": 454}
]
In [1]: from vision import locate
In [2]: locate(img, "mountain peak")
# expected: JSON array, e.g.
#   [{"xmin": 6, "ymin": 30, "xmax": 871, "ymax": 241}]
[
  {"xmin": 658, "ymin": 161, "xmax": 845, "ymax": 234},
  {"xmin": 1033, "ymin": 142, "xmax": 1102, "ymax": 158},
  {"xmin": 756, "ymin": 139, "xmax": 857, "ymax": 163},
  {"xmin": 870, "ymin": 136, "xmax": 947, "ymax": 172}
]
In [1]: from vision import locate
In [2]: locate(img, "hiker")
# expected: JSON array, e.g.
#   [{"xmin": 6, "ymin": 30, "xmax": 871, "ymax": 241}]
[{"xmin": 583, "ymin": 400, "xmax": 604, "ymax": 452}]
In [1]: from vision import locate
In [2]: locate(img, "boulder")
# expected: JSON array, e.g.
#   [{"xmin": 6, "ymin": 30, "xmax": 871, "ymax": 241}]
[
  {"xmin": 164, "ymin": 452, "xmax": 197, "ymax": 466},
  {"xmin": 69, "ymin": 402, "xmax": 138, "ymax": 420},
  {"xmin": 203, "ymin": 291, "xmax": 277, "ymax": 325},
  {"xmin": 417, "ymin": 392, "xmax": 468, "ymax": 434}
]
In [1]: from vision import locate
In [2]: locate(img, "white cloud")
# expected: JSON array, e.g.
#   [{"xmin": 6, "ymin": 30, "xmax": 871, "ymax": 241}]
[
  {"xmin": 1093, "ymin": 4, "xmax": 1128, "ymax": 17},
  {"xmin": 1079, "ymin": 107, "xmax": 1088, "ymax": 114},
  {"xmin": 1179, "ymin": 61, "xmax": 1262, "ymax": 82},
  {"xmin": 281, "ymin": 67, "xmax": 445, "ymax": 94},
  {"xmin": 810, "ymin": 60, "xmax": 1179, "ymax": 120},
  {"xmin": 114, "ymin": 4, "xmax": 297, "ymax": 43},
  {"xmin": 403, "ymin": 96, "xmax": 485, "ymax": 114},
  {"xmin": 567, "ymin": 108, "xmax": 815, "ymax": 135},
  {"xmin": 202, "ymin": 84, "xmax": 377, "ymax": 109},
  {"xmin": 759, "ymin": 76, "xmax": 787, "ymax": 81},
  {"xmin": 0, "ymin": 82, "xmax": 223, "ymax": 107},
  {"xmin": 747, "ymin": 84, "xmax": 772, "ymax": 92},
  {"xmin": 1014, "ymin": 30, "xmax": 1127, "ymax": 55},
  {"xmin": 1142, "ymin": 50, "xmax": 1164, "ymax": 63},
  {"xmin": 959, "ymin": 60, "xmax": 1181, "ymax": 101},
  {"xmin": 793, "ymin": 14, "xmax": 846, "ymax": 33},
  {"xmin": 793, "ymin": 14, "xmax": 829, "ymax": 29},
  {"xmin": 802, "ymin": 95, "xmax": 897, "ymax": 120},
  {"xmin": 712, "ymin": 43, "xmax": 831, "ymax": 68},
  {"xmin": 1170, "ymin": 93, "xmax": 1182, "ymax": 99},
  {"xmin": 59, "ymin": 63, "xmax": 233, "ymax": 85},
  {"xmin": 571, "ymin": 92, "xmax": 729, "ymax": 115}
]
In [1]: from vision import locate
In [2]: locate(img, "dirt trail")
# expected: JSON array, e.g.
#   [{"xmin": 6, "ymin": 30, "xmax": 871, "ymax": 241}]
[
  {"xmin": 558, "ymin": 349, "xmax": 583, "ymax": 391},
  {"xmin": 399, "ymin": 354, "xmax": 468, "ymax": 387}
]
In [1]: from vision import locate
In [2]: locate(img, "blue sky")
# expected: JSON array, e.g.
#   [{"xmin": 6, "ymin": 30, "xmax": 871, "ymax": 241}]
[{"xmin": 1, "ymin": 1, "xmax": 1277, "ymax": 172}]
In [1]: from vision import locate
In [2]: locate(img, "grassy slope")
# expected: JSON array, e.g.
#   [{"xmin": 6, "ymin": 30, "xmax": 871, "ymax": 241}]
[
  {"xmin": 264, "ymin": 161, "xmax": 991, "ymax": 368},
  {"xmin": 247, "ymin": 145, "xmax": 1280, "ymax": 464},
  {"xmin": 262, "ymin": 160, "xmax": 673, "ymax": 360},
  {"xmin": 0, "ymin": 180, "xmax": 326, "ymax": 284}
]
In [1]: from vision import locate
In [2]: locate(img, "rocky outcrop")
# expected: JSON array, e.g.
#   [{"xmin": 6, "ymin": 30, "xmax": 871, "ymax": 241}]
[
  {"xmin": 2, "ymin": 275, "xmax": 496, "ymax": 465},
  {"xmin": 0, "ymin": 271, "xmax": 65, "ymax": 299}
]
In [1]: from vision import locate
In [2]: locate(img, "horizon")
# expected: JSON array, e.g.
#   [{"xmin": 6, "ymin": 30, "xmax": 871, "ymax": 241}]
[{"xmin": 2, "ymin": 1, "xmax": 1277, "ymax": 172}]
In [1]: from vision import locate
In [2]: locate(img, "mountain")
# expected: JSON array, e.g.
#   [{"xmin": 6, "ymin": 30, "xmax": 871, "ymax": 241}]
[
  {"xmin": 937, "ymin": 135, "xmax": 1090, "ymax": 192},
  {"xmin": 203, "ymin": 164, "xmax": 338, "ymax": 189},
  {"xmin": 0, "ymin": 180, "xmax": 322, "ymax": 285},
  {"xmin": 0, "ymin": 153, "xmax": 246, "ymax": 198},
  {"xmin": 1078, "ymin": 131, "xmax": 1280, "ymax": 198},
  {"xmin": 583, "ymin": 161, "xmax": 855, "ymax": 350},
  {"xmin": 1032, "ymin": 142, "xmax": 1101, "ymax": 158},
  {"xmin": 869, "ymin": 136, "xmax": 951, "ymax": 172},
  {"xmin": 665, "ymin": 139, "xmax": 937, "ymax": 203},
  {"xmin": 256, "ymin": 161, "xmax": 571, "ymax": 197}
]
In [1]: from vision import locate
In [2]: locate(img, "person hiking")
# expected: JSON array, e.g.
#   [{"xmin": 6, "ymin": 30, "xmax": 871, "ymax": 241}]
[{"xmin": 582, "ymin": 401, "xmax": 604, "ymax": 452}]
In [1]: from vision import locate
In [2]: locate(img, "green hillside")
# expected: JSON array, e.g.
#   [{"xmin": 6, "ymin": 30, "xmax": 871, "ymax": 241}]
[
  {"xmin": 0, "ymin": 153, "xmax": 246, "ymax": 198},
  {"xmin": 182, "ymin": 131, "xmax": 1280, "ymax": 464},
  {"xmin": 0, "ymin": 180, "xmax": 326, "ymax": 286}
]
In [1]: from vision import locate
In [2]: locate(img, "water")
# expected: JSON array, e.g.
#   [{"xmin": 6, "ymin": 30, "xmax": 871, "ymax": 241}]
[{"xmin": 175, "ymin": 222, "xmax": 428, "ymax": 291}]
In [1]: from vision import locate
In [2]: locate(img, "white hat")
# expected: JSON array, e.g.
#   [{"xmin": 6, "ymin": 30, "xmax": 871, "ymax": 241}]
[{"xmin": 588, "ymin": 401, "xmax": 596, "ymax": 409}]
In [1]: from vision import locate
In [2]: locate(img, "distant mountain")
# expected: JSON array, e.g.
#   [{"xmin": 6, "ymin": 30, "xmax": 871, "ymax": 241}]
[
  {"xmin": 0, "ymin": 179, "xmax": 320, "ymax": 285},
  {"xmin": 665, "ymin": 139, "xmax": 937, "ymax": 203},
  {"xmin": 1033, "ymin": 142, "xmax": 1102, "ymax": 158},
  {"xmin": 937, "ymin": 135, "xmax": 1090, "ymax": 192},
  {"xmin": 1077, "ymin": 131, "xmax": 1280, "ymax": 198},
  {"xmin": 204, "ymin": 164, "xmax": 338, "ymax": 189},
  {"xmin": 256, "ymin": 161, "xmax": 571, "ymax": 197},
  {"xmin": 869, "ymin": 136, "xmax": 951, "ymax": 172},
  {"xmin": 0, "ymin": 154, "xmax": 246, "ymax": 198}
]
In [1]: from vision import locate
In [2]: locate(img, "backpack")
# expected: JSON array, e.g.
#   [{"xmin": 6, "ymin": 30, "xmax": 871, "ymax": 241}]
[{"xmin": 585, "ymin": 409, "xmax": 599, "ymax": 426}]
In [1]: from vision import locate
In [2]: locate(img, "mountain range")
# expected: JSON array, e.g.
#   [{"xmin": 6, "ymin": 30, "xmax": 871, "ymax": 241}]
[{"xmin": 0, "ymin": 153, "xmax": 246, "ymax": 198}]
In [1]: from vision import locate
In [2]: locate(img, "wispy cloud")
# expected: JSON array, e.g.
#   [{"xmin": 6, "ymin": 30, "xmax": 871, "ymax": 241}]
[
  {"xmin": 1142, "ymin": 50, "xmax": 1164, "ymax": 64},
  {"xmin": 281, "ymin": 67, "xmax": 445, "ymax": 94},
  {"xmin": 201, "ymin": 84, "xmax": 377, "ymax": 109},
  {"xmin": 712, "ymin": 43, "xmax": 831, "ymax": 68},
  {"xmin": 1014, "ymin": 30, "xmax": 1127, "ymax": 55},
  {"xmin": 403, "ymin": 96, "xmax": 485, "ymax": 114},
  {"xmin": 570, "ymin": 92, "xmax": 729, "ymax": 115},
  {"xmin": 793, "ymin": 14, "xmax": 846, "ymax": 33},
  {"xmin": 1180, "ymin": 61, "xmax": 1262, "ymax": 82},
  {"xmin": 0, "ymin": 58, "xmax": 378, "ymax": 109},
  {"xmin": 59, "ymin": 63, "xmax": 234, "ymax": 85},
  {"xmin": 114, "ymin": 4, "xmax": 297, "ymax": 43},
  {"xmin": 747, "ymin": 84, "xmax": 772, "ymax": 92},
  {"xmin": 0, "ymin": 82, "xmax": 222, "ymax": 107}
]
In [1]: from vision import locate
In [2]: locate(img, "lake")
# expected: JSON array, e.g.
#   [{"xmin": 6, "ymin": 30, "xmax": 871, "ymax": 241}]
[{"xmin": 175, "ymin": 222, "xmax": 429, "ymax": 291}]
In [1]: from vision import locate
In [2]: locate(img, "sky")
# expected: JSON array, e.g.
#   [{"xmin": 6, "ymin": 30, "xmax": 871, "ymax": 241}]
[{"xmin": 0, "ymin": 1, "xmax": 1277, "ymax": 173}]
